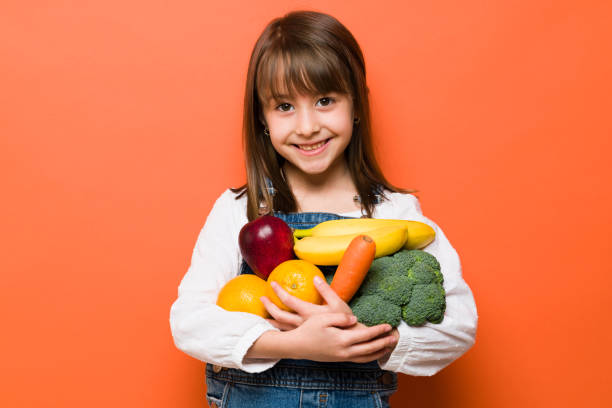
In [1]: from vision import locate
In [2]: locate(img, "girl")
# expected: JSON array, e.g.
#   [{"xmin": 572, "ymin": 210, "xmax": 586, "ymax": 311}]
[{"xmin": 170, "ymin": 10, "xmax": 477, "ymax": 408}]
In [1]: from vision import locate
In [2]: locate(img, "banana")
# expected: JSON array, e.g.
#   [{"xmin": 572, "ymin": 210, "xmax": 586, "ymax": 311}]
[
  {"xmin": 293, "ymin": 218, "xmax": 436, "ymax": 250},
  {"xmin": 293, "ymin": 225, "xmax": 408, "ymax": 266}
]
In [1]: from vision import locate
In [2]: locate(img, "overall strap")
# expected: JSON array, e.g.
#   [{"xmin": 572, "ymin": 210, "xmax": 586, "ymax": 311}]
[{"xmin": 264, "ymin": 176, "xmax": 385, "ymax": 211}]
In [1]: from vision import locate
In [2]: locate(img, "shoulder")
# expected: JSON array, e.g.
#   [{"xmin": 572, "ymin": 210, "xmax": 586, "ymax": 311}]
[
  {"xmin": 214, "ymin": 188, "xmax": 246, "ymax": 207},
  {"xmin": 376, "ymin": 191, "xmax": 423, "ymax": 218},
  {"xmin": 201, "ymin": 189, "xmax": 249, "ymax": 232},
  {"xmin": 210, "ymin": 189, "xmax": 248, "ymax": 220},
  {"xmin": 198, "ymin": 189, "xmax": 248, "ymax": 248}
]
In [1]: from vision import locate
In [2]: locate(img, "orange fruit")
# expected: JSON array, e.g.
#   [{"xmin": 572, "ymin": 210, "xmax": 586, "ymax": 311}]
[
  {"xmin": 216, "ymin": 274, "xmax": 270, "ymax": 318},
  {"xmin": 266, "ymin": 259, "xmax": 326, "ymax": 311}
]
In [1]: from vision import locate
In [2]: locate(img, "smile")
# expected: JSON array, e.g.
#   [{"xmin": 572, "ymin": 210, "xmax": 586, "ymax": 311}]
[{"xmin": 293, "ymin": 138, "xmax": 331, "ymax": 155}]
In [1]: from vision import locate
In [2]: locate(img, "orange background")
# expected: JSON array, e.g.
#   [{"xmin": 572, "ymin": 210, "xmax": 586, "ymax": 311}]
[{"xmin": 1, "ymin": 1, "xmax": 611, "ymax": 406}]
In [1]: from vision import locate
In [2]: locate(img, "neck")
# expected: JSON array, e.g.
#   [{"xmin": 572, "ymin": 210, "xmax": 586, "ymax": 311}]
[{"xmin": 282, "ymin": 157, "xmax": 357, "ymax": 205}]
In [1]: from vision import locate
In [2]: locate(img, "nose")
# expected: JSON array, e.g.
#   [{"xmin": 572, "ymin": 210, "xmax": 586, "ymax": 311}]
[{"xmin": 295, "ymin": 109, "xmax": 320, "ymax": 137}]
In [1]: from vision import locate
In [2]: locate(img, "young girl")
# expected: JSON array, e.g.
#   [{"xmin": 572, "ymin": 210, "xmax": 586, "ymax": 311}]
[{"xmin": 170, "ymin": 10, "xmax": 477, "ymax": 407}]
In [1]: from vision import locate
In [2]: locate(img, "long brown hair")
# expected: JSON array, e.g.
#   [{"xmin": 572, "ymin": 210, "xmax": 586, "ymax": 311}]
[{"xmin": 232, "ymin": 10, "xmax": 413, "ymax": 221}]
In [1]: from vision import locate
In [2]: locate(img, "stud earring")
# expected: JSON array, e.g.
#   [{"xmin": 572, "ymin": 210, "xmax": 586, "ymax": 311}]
[
  {"xmin": 353, "ymin": 117, "xmax": 360, "ymax": 125},
  {"xmin": 263, "ymin": 127, "xmax": 270, "ymax": 136}
]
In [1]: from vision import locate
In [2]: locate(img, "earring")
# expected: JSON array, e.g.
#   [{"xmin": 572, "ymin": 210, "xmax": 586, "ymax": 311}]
[
  {"xmin": 263, "ymin": 127, "xmax": 270, "ymax": 136},
  {"xmin": 353, "ymin": 117, "xmax": 360, "ymax": 125}
]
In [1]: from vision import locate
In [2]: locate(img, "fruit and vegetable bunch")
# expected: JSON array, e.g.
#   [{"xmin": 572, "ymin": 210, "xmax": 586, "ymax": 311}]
[
  {"xmin": 216, "ymin": 215, "xmax": 325, "ymax": 318},
  {"xmin": 216, "ymin": 215, "xmax": 446, "ymax": 328}
]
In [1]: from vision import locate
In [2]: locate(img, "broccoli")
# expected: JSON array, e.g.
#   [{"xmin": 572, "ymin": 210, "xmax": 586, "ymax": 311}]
[
  {"xmin": 402, "ymin": 283, "xmax": 446, "ymax": 325},
  {"xmin": 349, "ymin": 295, "xmax": 402, "ymax": 327},
  {"xmin": 401, "ymin": 249, "xmax": 441, "ymax": 271},
  {"xmin": 348, "ymin": 249, "xmax": 446, "ymax": 327},
  {"xmin": 359, "ymin": 273, "xmax": 413, "ymax": 305},
  {"xmin": 406, "ymin": 262, "xmax": 443, "ymax": 285}
]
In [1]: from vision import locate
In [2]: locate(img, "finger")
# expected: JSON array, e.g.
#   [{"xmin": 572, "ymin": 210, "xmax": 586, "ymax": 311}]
[
  {"xmin": 265, "ymin": 319, "xmax": 282, "ymax": 329},
  {"xmin": 346, "ymin": 333, "xmax": 396, "ymax": 358},
  {"xmin": 313, "ymin": 276, "xmax": 348, "ymax": 311},
  {"xmin": 270, "ymin": 281, "xmax": 319, "ymax": 316},
  {"xmin": 316, "ymin": 312, "xmax": 357, "ymax": 328},
  {"xmin": 349, "ymin": 348, "xmax": 393, "ymax": 364},
  {"xmin": 265, "ymin": 318, "xmax": 296, "ymax": 331},
  {"xmin": 382, "ymin": 331, "xmax": 400, "ymax": 354},
  {"xmin": 370, "ymin": 326, "xmax": 399, "ymax": 341},
  {"xmin": 261, "ymin": 296, "xmax": 303, "ymax": 327},
  {"xmin": 382, "ymin": 346, "xmax": 396, "ymax": 357},
  {"xmin": 345, "ymin": 323, "xmax": 393, "ymax": 344},
  {"xmin": 390, "ymin": 328, "xmax": 400, "ymax": 345}
]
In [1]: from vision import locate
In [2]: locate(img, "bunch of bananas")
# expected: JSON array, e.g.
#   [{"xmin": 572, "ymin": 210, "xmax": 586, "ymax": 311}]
[{"xmin": 293, "ymin": 219, "xmax": 435, "ymax": 265}]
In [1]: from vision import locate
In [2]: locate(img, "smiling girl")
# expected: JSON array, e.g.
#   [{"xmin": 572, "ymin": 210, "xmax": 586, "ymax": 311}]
[
  {"xmin": 170, "ymin": 10, "xmax": 477, "ymax": 408},
  {"xmin": 262, "ymin": 91, "xmax": 357, "ymax": 214}
]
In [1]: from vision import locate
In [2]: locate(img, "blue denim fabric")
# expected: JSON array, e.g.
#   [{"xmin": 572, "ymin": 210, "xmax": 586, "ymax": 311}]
[
  {"xmin": 205, "ymin": 211, "xmax": 398, "ymax": 408},
  {"xmin": 205, "ymin": 362, "xmax": 396, "ymax": 408}
]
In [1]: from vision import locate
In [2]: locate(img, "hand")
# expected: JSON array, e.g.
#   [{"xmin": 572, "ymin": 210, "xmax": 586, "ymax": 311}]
[
  {"xmin": 346, "ymin": 323, "xmax": 399, "ymax": 361},
  {"xmin": 261, "ymin": 275, "xmax": 353, "ymax": 330},
  {"xmin": 284, "ymin": 312, "xmax": 398, "ymax": 363},
  {"xmin": 380, "ymin": 328, "xmax": 400, "ymax": 359}
]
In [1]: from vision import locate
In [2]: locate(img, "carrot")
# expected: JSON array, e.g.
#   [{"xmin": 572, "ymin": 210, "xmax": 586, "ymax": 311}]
[{"xmin": 330, "ymin": 235, "xmax": 376, "ymax": 302}]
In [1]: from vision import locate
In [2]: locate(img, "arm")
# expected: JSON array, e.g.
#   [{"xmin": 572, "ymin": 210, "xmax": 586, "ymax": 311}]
[
  {"xmin": 377, "ymin": 193, "xmax": 478, "ymax": 375},
  {"xmin": 247, "ymin": 277, "xmax": 397, "ymax": 363},
  {"xmin": 169, "ymin": 190, "xmax": 281, "ymax": 373},
  {"xmin": 245, "ymin": 312, "xmax": 396, "ymax": 363},
  {"xmin": 255, "ymin": 276, "xmax": 399, "ymax": 362}
]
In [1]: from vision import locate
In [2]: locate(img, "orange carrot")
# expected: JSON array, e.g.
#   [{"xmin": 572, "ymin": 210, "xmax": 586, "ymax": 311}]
[{"xmin": 330, "ymin": 235, "xmax": 376, "ymax": 302}]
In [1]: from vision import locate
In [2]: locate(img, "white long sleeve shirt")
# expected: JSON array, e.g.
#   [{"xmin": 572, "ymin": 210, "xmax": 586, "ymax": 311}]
[{"xmin": 169, "ymin": 189, "xmax": 478, "ymax": 375}]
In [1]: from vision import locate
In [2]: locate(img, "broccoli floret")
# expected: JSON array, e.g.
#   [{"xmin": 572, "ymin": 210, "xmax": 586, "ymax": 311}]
[
  {"xmin": 366, "ymin": 255, "xmax": 398, "ymax": 280},
  {"xmin": 350, "ymin": 295, "xmax": 402, "ymax": 327},
  {"xmin": 358, "ymin": 252, "xmax": 412, "ymax": 295},
  {"xmin": 402, "ymin": 283, "xmax": 446, "ymax": 326},
  {"xmin": 433, "ymin": 269, "xmax": 444, "ymax": 284},
  {"xmin": 406, "ymin": 262, "xmax": 438, "ymax": 284},
  {"xmin": 356, "ymin": 270, "xmax": 383, "ymax": 296},
  {"xmin": 378, "ymin": 274, "xmax": 414, "ymax": 305},
  {"xmin": 348, "ymin": 249, "xmax": 446, "ymax": 328},
  {"xmin": 398, "ymin": 249, "xmax": 441, "ymax": 271},
  {"xmin": 360, "ymin": 274, "xmax": 413, "ymax": 305}
]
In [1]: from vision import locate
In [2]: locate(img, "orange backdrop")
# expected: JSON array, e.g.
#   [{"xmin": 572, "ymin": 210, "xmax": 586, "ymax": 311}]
[{"xmin": 1, "ymin": 1, "xmax": 611, "ymax": 406}]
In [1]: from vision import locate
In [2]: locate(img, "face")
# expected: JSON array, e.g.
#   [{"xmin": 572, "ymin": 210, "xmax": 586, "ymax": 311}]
[{"xmin": 261, "ymin": 91, "xmax": 354, "ymax": 176}]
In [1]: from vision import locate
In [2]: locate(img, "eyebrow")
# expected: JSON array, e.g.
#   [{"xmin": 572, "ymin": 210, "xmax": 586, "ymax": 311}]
[
  {"xmin": 267, "ymin": 92, "xmax": 335, "ymax": 101},
  {"xmin": 267, "ymin": 94, "xmax": 292, "ymax": 102}
]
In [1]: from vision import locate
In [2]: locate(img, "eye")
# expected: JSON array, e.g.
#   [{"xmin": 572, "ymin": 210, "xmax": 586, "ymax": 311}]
[
  {"xmin": 276, "ymin": 103, "xmax": 293, "ymax": 112},
  {"xmin": 316, "ymin": 97, "xmax": 335, "ymax": 107}
]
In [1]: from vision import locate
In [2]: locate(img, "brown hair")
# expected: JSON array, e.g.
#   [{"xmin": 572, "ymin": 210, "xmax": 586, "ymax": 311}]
[{"xmin": 232, "ymin": 10, "xmax": 413, "ymax": 221}]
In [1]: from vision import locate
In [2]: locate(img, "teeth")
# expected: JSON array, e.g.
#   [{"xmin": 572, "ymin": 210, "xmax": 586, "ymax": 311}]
[{"xmin": 299, "ymin": 140, "xmax": 326, "ymax": 151}]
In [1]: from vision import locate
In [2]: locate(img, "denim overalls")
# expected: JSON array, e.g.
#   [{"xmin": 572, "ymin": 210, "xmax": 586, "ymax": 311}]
[{"xmin": 205, "ymin": 211, "xmax": 398, "ymax": 408}]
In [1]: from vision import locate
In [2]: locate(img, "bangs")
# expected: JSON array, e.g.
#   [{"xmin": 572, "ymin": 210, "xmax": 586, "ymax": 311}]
[{"xmin": 256, "ymin": 44, "xmax": 353, "ymax": 105}]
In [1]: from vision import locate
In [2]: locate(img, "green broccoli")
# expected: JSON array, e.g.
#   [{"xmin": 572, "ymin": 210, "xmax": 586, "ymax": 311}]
[
  {"xmin": 401, "ymin": 249, "xmax": 441, "ymax": 271},
  {"xmin": 349, "ymin": 295, "xmax": 402, "ymax": 327},
  {"xmin": 359, "ymin": 273, "xmax": 413, "ymax": 305},
  {"xmin": 406, "ymin": 262, "xmax": 444, "ymax": 285},
  {"xmin": 402, "ymin": 283, "xmax": 446, "ymax": 326},
  {"xmin": 348, "ymin": 249, "xmax": 446, "ymax": 328}
]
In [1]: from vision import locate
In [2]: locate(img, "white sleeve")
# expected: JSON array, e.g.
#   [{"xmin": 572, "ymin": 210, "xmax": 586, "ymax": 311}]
[
  {"xmin": 377, "ymin": 194, "xmax": 478, "ymax": 376},
  {"xmin": 169, "ymin": 189, "xmax": 281, "ymax": 373}
]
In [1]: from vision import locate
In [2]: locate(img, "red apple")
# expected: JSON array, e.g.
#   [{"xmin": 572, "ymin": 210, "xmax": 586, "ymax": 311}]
[{"xmin": 238, "ymin": 215, "xmax": 295, "ymax": 280}]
